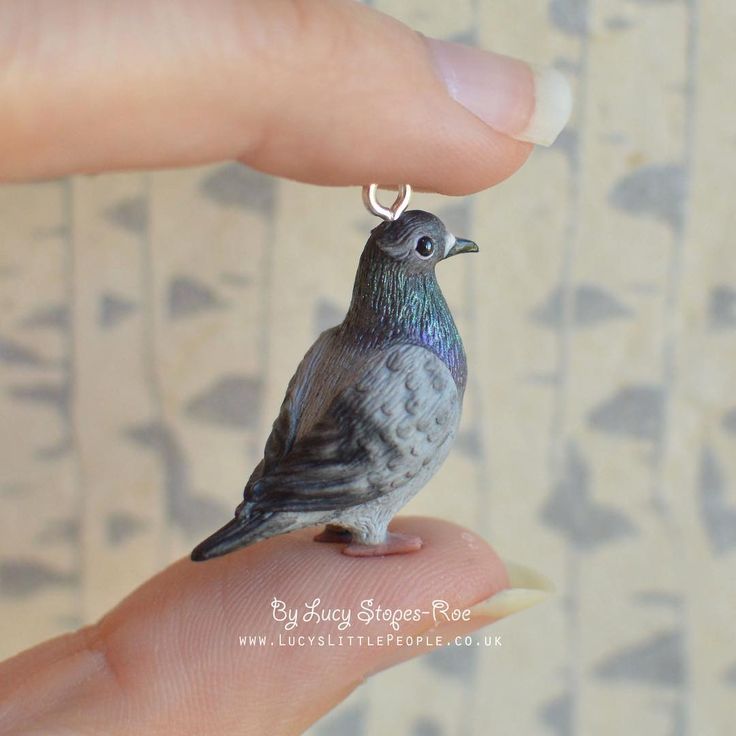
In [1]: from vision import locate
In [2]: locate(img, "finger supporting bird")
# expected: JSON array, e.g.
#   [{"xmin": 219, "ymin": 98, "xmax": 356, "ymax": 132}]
[
  {"xmin": 0, "ymin": 0, "xmax": 570, "ymax": 192},
  {"xmin": 0, "ymin": 518, "xmax": 551, "ymax": 736}
]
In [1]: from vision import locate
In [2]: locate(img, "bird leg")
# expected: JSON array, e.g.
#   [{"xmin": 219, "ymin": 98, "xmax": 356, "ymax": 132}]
[
  {"xmin": 313, "ymin": 524, "xmax": 353, "ymax": 544},
  {"xmin": 343, "ymin": 531, "xmax": 423, "ymax": 557}
]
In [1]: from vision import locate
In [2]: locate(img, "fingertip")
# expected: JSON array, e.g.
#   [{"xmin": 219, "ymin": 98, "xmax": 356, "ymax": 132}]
[{"xmin": 410, "ymin": 135, "xmax": 534, "ymax": 196}]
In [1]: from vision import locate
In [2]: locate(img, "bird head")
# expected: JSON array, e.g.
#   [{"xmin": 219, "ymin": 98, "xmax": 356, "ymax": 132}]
[{"xmin": 369, "ymin": 210, "xmax": 478, "ymax": 274}]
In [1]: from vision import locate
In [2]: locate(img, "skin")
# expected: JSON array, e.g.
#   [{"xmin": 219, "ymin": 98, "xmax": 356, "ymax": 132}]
[
  {"xmin": 0, "ymin": 1, "xmax": 535, "ymax": 733},
  {"xmin": 0, "ymin": 0, "xmax": 531, "ymax": 190},
  {"xmin": 0, "ymin": 519, "xmax": 508, "ymax": 735}
]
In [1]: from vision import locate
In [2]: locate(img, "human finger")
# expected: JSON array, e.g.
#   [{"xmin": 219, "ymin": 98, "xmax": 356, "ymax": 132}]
[
  {"xmin": 0, "ymin": 517, "xmax": 552, "ymax": 735},
  {"xmin": 0, "ymin": 0, "xmax": 571, "ymax": 193}
]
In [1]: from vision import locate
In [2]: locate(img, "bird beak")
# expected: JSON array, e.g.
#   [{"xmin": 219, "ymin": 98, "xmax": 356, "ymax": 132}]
[{"xmin": 445, "ymin": 236, "xmax": 479, "ymax": 258}]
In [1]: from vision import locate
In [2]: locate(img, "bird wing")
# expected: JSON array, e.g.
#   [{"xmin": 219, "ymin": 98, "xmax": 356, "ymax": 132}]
[
  {"xmin": 245, "ymin": 344, "xmax": 460, "ymax": 513},
  {"xmin": 255, "ymin": 328, "xmax": 338, "ymax": 480}
]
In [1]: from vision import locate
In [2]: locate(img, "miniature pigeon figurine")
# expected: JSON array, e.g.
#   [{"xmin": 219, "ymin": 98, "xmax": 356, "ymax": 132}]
[{"xmin": 191, "ymin": 210, "xmax": 478, "ymax": 560}]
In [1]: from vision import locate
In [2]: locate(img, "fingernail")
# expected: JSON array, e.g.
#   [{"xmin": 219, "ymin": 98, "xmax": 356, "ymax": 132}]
[
  {"xmin": 425, "ymin": 38, "xmax": 572, "ymax": 147},
  {"xmin": 468, "ymin": 560, "xmax": 555, "ymax": 620}
]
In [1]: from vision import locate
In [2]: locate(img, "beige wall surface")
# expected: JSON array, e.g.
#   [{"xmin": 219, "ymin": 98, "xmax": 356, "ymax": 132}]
[{"xmin": 1, "ymin": 1, "xmax": 735, "ymax": 734}]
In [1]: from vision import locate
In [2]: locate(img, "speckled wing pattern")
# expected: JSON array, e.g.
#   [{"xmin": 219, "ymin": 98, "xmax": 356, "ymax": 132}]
[{"xmin": 246, "ymin": 343, "xmax": 460, "ymax": 513}]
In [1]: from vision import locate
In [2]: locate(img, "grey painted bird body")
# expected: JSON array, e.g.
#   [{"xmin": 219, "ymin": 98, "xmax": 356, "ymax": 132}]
[{"xmin": 191, "ymin": 210, "xmax": 478, "ymax": 560}]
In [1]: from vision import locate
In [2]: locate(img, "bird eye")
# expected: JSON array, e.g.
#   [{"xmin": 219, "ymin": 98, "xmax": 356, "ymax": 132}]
[{"xmin": 415, "ymin": 236, "xmax": 434, "ymax": 258}]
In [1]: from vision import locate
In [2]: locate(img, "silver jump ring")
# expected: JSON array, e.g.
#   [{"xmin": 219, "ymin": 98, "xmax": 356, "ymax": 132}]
[{"xmin": 362, "ymin": 184, "xmax": 412, "ymax": 222}]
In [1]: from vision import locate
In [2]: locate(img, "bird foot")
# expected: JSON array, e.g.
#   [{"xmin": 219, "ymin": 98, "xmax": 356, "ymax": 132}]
[
  {"xmin": 342, "ymin": 532, "xmax": 423, "ymax": 557},
  {"xmin": 313, "ymin": 525, "xmax": 353, "ymax": 544}
]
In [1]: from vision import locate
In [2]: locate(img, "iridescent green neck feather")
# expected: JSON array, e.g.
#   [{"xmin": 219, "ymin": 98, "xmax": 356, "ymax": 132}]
[{"xmin": 341, "ymin": 241, "xmax": 467, "ymax": 392}]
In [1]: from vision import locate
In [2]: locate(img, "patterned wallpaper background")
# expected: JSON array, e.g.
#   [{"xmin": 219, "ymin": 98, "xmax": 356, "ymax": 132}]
[{"xmin": 1, "ymin": 0, "xmax": 734, "ymax": 734}]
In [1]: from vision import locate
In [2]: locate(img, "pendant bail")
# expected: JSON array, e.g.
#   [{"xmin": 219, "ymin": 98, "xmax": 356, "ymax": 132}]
[{"xmin": 362, "ymin": 184, "xmax": 412, "ymax": 222}]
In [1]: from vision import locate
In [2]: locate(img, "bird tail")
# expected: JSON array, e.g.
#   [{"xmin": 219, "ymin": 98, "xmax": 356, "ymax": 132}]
[{"xmin": 191, "ymin": 510, "xmax": 285, "ymax": 561}]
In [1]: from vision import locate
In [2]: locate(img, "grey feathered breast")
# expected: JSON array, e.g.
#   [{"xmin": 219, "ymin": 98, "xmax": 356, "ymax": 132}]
[{"xmin": 243, "ymin": 338, "xmax": 460, "ymax": 515}]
